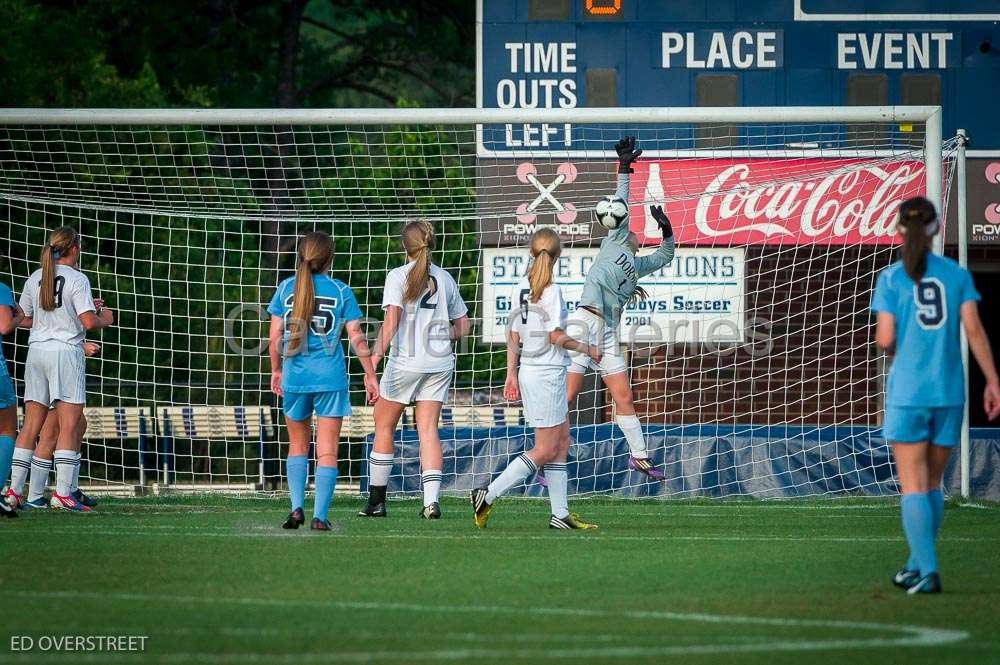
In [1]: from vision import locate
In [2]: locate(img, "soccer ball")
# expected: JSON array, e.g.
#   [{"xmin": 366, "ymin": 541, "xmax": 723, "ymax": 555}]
[{"xmin": 594, "ymin": 195, "xmax": 629, "ymax": 230}]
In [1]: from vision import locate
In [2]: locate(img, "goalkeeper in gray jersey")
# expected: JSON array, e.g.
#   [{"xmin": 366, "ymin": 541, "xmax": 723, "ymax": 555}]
[{"xmin": 567, "ymin": 136, "xmax": 675, "ymax": 480}]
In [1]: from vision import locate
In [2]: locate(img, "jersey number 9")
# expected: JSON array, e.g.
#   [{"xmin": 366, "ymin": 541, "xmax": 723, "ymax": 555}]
[{"xmin": 914, "ymin": 279, "xmax": 946, "ymax": 330}]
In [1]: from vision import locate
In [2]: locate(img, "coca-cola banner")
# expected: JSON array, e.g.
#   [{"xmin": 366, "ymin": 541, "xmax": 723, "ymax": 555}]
[{"xmin": 630, "ymin": 158, "xmax": 928, "ymax": 245}]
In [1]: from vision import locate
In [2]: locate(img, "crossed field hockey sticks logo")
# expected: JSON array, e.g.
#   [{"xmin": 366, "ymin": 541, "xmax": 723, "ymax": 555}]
[{"xmin": 514, "ymin": 162, "xmax": 579, "ymax": 224}]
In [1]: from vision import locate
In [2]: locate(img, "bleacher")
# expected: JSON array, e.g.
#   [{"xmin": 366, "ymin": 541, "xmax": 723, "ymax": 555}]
[{"xmin": 17, "ymin": 404, "xmax": 524, "ymax": 494}]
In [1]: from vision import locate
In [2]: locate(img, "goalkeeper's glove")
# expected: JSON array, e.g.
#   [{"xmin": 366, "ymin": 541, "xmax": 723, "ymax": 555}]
[
  {"xmin": 649, "ymin": 205, "xmax": 673, "ymax": 239},
  {"xmin": 615, "ymin": 136, "xmax": 642, "ymax": 174}
]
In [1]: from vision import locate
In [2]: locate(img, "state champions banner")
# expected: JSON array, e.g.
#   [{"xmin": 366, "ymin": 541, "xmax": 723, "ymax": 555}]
[
  {"xmin": 628, "ymin": 158, "xmax": 927, "ymax": 246},
  {"xmin": 481, "ymin": 247, "xmax": 745, "ymax": 344}
]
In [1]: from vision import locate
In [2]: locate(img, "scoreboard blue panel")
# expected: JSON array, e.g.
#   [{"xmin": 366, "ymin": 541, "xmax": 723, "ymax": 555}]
[{"xmin": 477, "ymin": 0, "xmax": 1000, "ymax": 154}]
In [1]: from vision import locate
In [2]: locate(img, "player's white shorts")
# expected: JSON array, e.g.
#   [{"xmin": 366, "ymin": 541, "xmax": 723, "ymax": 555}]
[
  {"xmin": 567, "ymin": 308, "xmax": 627, "ymax": 376},
  {"xmin": 23, "ymin": 341, "xmax": 86, "ymax": 406},
  {"xmin": 379, "ymin": 362, "xmax": 453, "ymax": 404},
  {"xmin": 519, "ymin": 365, "xmax": 568, "ymax": 428}
]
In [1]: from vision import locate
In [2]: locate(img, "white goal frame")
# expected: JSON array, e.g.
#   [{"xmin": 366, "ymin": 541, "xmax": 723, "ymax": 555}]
[
  {"xmin": 0, "ymin": 105, "xmax": 965, "ymax": 498},
  {"xmin": 0, "ymin": 104, "xmax": 944, "ymax": 217}
]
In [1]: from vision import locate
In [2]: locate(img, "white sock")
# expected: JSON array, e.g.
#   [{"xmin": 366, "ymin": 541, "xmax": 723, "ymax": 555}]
[
  {"xmin": 421, "ymin": 469, "xmax": 442, "ymax": 507},
  {"xmin": 70, "ymin": 451, "xmax": 83, "ymax": 492},
  {"xmin": 486, "ymin": 454, "xmax": 537, "ymax": 504},
  {"xmin": 616, "ymin": 414, "xmax": 647, "ymax": 458},
  {"xmin": 368, "ymin": 452, "xmax": 393, "ymax": 487},
  {"xmin": 28, "ymin": 456, "xmax": 53, "ymax": 501},
  {"xmin": 9, "ymin": 448, "xmax": 33, "ymax": 495},
  {"xmin": 545, "ymin": 462, "xmax": 569, "ymax": 519},
  {"xmin": 53, "ymin": 450, "xmax": 77, "ymax": 497}
]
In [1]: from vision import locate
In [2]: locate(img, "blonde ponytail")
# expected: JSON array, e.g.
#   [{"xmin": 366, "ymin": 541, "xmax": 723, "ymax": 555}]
[
  {"xmin": 39, "ymin": 227, "xmax": 79, "ymax": 311},
  {"xmin": 287, "ymin": 231, "xmax": 333, "ymax": 354},
  {"xmin": 401, "ymin": 220, "xmax": 436, "ymax": 303},
  {"xmin": 527, "ymin": 228, "xmax": 561, "ymax": 303}
]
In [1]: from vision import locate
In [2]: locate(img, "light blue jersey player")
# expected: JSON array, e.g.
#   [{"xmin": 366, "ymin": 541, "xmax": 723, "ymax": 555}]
[
  {"xmin": 268, "ymin": 231, "xmax": 379, "ymax": 531},
  {"xmin": 871, "ymin": 196, "xmax": 1000, "ymax": 594},
  {"xmin": 565, "ymin": 136, "xmax": 676, "ymax": 481},
  {"xmin": 0, "ymin": 279, "xmax": 25, "ymax": 518}
]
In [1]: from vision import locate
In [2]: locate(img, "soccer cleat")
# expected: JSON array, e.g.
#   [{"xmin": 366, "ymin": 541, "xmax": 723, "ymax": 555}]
[
  {"xmin": 470, "ymin": 488, "xmax": 493, "ymax": 528},
  {"xmin": 4, "ymin": 488, "xmax": 24, "ymax": 509},
  {"xmin": 72, "ymin": 489, "xmax": 98, "ymax": 508},
  {"xmin": 282, "ymin": 507, "xmax": 305, "ymax": 529},
  {"xmin": 20, "ymin": 497, "xmax": 49, "ymax": 511},
  {"xmin": 536, "ymin": 469, "xmax": 548, "ymax": 487},
  {"xmin": 357, "ymin": 502, "xmax": 387, "ymax": 518},
  {"xmin": 628, "ymin": 456, "xmax": 665, "ymax": 481},
  {"xmin": 549, "ymin": 513, "xmax": 598, "ymax": 530},
  {"xmin": 907, "ymin": 572, "xmax": 942, "ymax": 595},
  {"xmin": 310, "ymin": 517, "xmax": 333, "ymax": 531},
  {"xmin": 420, "ymin": 502, "xmax": 441, "ymax": 519},
  {"xmin": 892, "ymin": 568, "xmax": 921, "ymax": 590},
  {"xmin": 49, "ymin": 493, "xmax": 91, "ymax": 512},
  {"xmin": 0, "ymin": 500, "xmax": 16, "ymax": 518}
]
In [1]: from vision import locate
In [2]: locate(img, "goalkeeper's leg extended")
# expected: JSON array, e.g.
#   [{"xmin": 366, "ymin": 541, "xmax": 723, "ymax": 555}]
[{"xmin": 566, "ymin": 318, "xmax": 664, "ymax": 481}]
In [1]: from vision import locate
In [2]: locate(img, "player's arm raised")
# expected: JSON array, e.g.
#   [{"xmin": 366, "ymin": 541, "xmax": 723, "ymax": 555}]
[
  {"xmin": 635, "ymin": 205, "xmax": 676, "ymax": 277},
  {"xmin": 604, "ymin": 136, "xmax": 642, "ymax": 243}
]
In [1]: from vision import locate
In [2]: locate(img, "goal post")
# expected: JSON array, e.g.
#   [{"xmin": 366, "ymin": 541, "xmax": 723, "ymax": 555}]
[{"xmin": 0, "ymin": 105, "xmax": 960, "ymax": 499}]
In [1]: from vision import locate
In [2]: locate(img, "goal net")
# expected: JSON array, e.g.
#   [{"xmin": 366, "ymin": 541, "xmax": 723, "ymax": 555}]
[{"xmin": 0, "ymin": 107, "xmax": 957, "ymax": 499}]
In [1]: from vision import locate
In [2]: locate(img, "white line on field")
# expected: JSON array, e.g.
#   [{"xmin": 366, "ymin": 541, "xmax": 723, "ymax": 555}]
[
  {"xmin": 6, "ymin": 590, "xmax": 967, "ymax": 663},
  {"xmin": 12, "ymin": 527, "xmax": 994, "ymax": 544}
]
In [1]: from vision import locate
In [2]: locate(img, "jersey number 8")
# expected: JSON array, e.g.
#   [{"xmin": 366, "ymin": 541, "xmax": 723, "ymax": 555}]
[{"xmin": 914, "ymin": 278, "xmax": 946, "ymax": 330}]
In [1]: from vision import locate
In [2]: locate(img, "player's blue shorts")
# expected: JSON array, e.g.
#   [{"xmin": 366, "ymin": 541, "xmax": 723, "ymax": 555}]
[
  {"xmin": 883, "ymin": 405, "xmax": 963, "ymax": 447},
  {"xmin": 0, "ymin": 372, "xmax": 16, "ymax": 409},
  {"xmin": 282, "ymin": 390, "xmax": 351, "ymax": 421}
]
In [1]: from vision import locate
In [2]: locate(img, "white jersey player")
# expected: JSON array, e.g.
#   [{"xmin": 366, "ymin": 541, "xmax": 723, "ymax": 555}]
[
  {"xmin": 359, "ymin": 220, "xmax": 470, "ymax": 519},
  {"xmin": 471, "ymin": 228, "xmax": 601, "ymax": 530},
  {"xmin": 5, "ymin": 227, "xmax": 114, "ymax": 512}
]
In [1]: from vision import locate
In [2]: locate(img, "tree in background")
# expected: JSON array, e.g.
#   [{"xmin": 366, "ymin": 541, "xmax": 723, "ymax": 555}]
[
  {"xmin": 0, "ymin": 0, "xmax": 475, "ymax": 109},
  {"xmin": 0, "ymin": 0, "xmax": 488, "ymax": 414}
]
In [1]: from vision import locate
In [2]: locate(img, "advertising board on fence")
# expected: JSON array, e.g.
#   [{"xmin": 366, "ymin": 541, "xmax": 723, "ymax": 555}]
[
  {"xmin": 481, "ymin": 246, "xmax": 745, "ymax": 345},
  {"xmin": 629, "ymin": 158, "xmax": 927, "ymax": 246}
]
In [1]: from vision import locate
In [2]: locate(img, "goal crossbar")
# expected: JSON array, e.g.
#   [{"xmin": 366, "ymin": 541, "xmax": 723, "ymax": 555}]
[
  {"xmin": 0, "ymin": 104, "xmax": 945, "ymax": 219},
  {"xmin": 0, "ymin": 105, "xmax": 943, "ymax": 126}
]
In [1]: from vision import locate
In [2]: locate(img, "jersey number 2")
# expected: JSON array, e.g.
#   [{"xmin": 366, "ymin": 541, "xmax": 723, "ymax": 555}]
[
  {"xmin": 419, "ymin": 276, "xmax": 440, "ymax": 310},
  {"xmin": 915, "ymin": 279, "xmax": 946, "ymax": 330}
]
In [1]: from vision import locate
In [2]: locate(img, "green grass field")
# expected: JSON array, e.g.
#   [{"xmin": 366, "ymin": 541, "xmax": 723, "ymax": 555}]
[{"xmin": 2, "ymin": 495, "xmax": 998, "ymax": 664}]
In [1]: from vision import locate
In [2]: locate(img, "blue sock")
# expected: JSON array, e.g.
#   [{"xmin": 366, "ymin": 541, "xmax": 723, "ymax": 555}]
[
  {"xmin": 0, "ymin": 436, "xmax": 14, "ymax": 490},
  {"xmin": 906, "ymin": 488, "xmax": 945, "ymax": 571},
  {"xmin": 901, "ymin": 493, "xmax": 938, "ymax": 576},
  {"xmin": 313, "ymin": 465, "xmax": 338, "ymax": 522},
  {"xmin": 286, "ymin": 455, "xmax": 308, "ymax": 511}
]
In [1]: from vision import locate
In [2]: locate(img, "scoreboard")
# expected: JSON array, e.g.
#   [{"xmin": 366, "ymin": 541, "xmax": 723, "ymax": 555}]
[{"xmin": 477, "ymin": 0, "xmax": 1000, "ymax": 155}]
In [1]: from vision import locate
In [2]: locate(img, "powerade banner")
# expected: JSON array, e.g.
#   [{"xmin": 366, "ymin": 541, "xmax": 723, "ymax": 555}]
[
  {"xmin": 481, "ymin": 246, "xmax": 745, "ymax": 344},
  {"xmin": 629, "ymin": 158, "xmax": 927, "ymax": 245}
]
